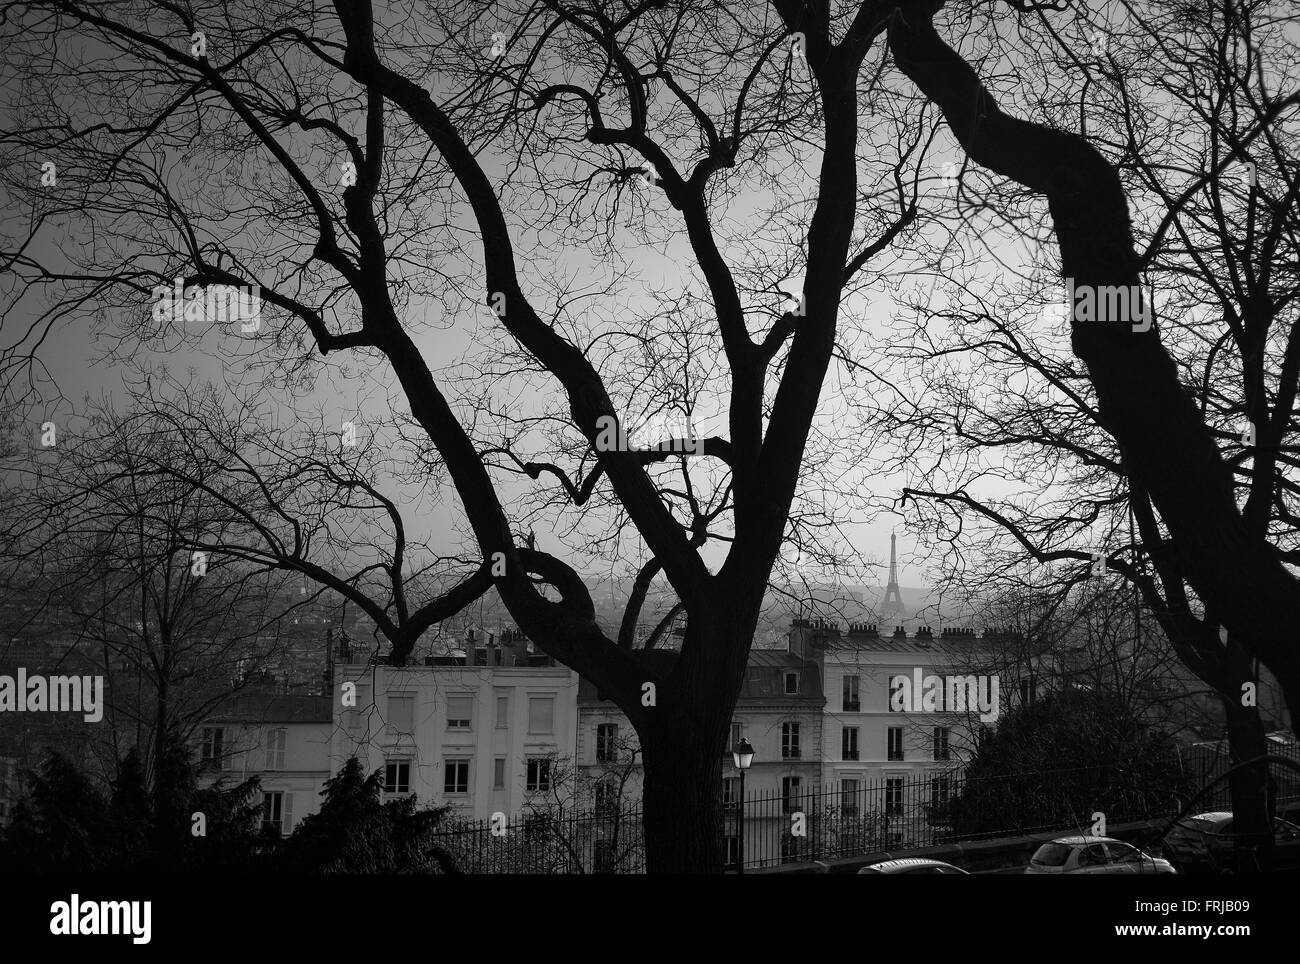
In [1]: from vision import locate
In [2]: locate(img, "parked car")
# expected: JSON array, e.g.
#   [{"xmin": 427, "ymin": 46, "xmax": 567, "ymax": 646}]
[
  {"xmin": 1025, "ymin": 836, "xmax": 1176, "ymax": 874},
  {"xmin": 1162, "ymin": 811, "xmax": 1300, "ymax": 873},
  {"xmin": 858, "ymin": 858, "xmax": 969, "ymax": 875}
]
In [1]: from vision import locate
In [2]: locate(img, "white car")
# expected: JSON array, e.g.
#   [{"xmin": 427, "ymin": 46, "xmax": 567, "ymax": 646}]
[
  {"xmin": 858, "ymin": 857, "xmax": 969, "ymax": 875},
  {"xmin": 1025, "ymin": 836, "xmax": 1177, "ymax": 875}
]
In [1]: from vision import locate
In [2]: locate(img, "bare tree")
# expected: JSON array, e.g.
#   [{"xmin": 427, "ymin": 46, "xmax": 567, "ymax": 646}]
[
  {"xmin": 518, "ymin": 731, "xmax": 644, "ymax": 872},
  {"xmin": 0, "ymin": 0, "xmax": 925, "ymax": 870},
  {"xmin": 872, "ymin": 0, "xmax": 1299, "ymax": 868},
  {"xmin": 884, "ymin": 0, "xmax": 1300, "ymax": 728},
  {"xmin": 0, "ymin": 385, "xmax": 313, "ymax": 784}
]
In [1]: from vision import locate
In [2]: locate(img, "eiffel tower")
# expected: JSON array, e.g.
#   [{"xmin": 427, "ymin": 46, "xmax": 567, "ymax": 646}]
[{"xmin": 880, "ymin": 531, "xmax": 906, "ymax": 618}]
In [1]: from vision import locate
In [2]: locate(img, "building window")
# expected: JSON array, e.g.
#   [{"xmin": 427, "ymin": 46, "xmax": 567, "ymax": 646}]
[
  {"xmin": 496, "ymin": 695, "xmax": 509, "ymax": 729},
  {"xmin": 933, "ymin": 726, "xmax": 950, "ymax": 761},
  {"xmin": 447, "ymin": 695, "xmax": 473, "ymax": 730},
  {"xmin": 388, "ymin": 695, "xmax": 414, "ymax": 732},
  {"xmin": 724, "ymin": 835, "xmax": 741, "ymax": 870},
  {"xmin": 261, "ymin": 791, "xmax": 291, "ymax": 836},
  {"xmin": 526, "ymin": 758, "xmax": 551, "ymax": 792},
  {"xmin": 493, "ymin": 757, "xmax": 506, "ymax": 790},
  {"xmin": 385, "ymin": 760, "xmax": 411, "ymax": 794},
  {"xmin": 264, "ymin": 727, "xmax": 286, "ymax": 770},
  {"xmin": 596, "ymin": 723, "xmax": 619, "ymax": 763},
  {"xmin": 594, "ymin": 779, "xmax": 618, "ymax": 813},
  {"xmin": 346, "ymin": 684, "xmax": 371, "ymax": 731},
  {"xmin": 784, "ymin": 671, "xmax": 799, "ymax": 695},
  {"xmin": 885, "ymin": 777, "xmax": 903, "ymax": 815},
  {"xmin": 444, "ymin": 759, "xmax": 469, "ymax": 795},
  {"xmin": 528, "ymin": 697, "xmax": 554, "ymax": 734},
  {"xmin": 1019, "ymin": 677, "xmax": 1034, "ymax": 706},
  {"xmin": 725, "ymin": 722, "xmax": 742, "ymax": 756},
  {"xmin": 842, "ymin": 675, "xmax": 860, "ymax": 712},
  {"xmin": 842, "ymin": 726, "xmax": 859, "ymax": 761},
  {"xmin": 887, "ymin": 726, "xmax": 904, "ymax": 761},
  {"xmin": 200, "ymin": 727, "xmax": 224, "ymax": 771},
  {"xmin": 930, "ymin": 774, "xmax": 952, "ymax": 812},
  {"xmin": 841, "ymin": 779, "xmax": 860, "ymax": 817},
  {"xmin": 782, "ymin": 776, "xmax": 802, "ymax": 813},
  {"xmin": 781, "ymin": 722, "xmax": 801, "ymax": 759},
  {"xmin": 722, "ymin": 776, "xmax": 739, "ymax": 812}
]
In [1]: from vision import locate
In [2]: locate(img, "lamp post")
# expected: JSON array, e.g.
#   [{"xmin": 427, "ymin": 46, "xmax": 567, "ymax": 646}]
[{"xmin": 732, "ymin": 738, "xmax": 754, "ymax": 873}]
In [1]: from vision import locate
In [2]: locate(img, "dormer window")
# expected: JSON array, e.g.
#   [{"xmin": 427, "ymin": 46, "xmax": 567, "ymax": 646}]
[{"xmin": 784, "ymin": 671, "xmax": 799, "ymax": 695}]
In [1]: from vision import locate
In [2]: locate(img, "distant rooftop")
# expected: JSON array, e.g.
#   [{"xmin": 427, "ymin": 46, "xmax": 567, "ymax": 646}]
[{"xmin": 207, "ymin": 694, "xmax": 332, "ymax": 724}]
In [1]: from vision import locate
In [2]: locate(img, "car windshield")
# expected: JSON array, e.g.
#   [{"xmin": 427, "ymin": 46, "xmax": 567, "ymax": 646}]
[{"xmin": 1031, "ymin": 843, "xmax": 1073, "ymax": 866}]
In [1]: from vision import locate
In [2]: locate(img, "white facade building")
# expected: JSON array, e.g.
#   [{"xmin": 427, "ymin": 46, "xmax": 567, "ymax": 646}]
[
  {"xmin": 788, "ymin": 619, "xmax": 1047, "ymax": 844},
  {"xmin": 332, "ymin": 640, "xmax": 579, "ymax": 820},
  {"xmin": 196, "ymin": 692, "xmax": 333, "ymax": 836}
]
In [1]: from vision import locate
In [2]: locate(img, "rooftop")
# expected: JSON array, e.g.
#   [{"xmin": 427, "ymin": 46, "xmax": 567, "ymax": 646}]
[{"xmin": 207, "ymin": 694, "xmax": 332, "ymax": 724}]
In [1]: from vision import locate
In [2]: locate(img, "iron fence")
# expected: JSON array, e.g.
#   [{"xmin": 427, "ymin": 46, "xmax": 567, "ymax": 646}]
[
  {"xmin": 728, "ymin": 766, "xmax": 1180, "ymax": 870},
  {"xmin": 432, "ymin": 805, "xmax": 646, "ymax": 874},
  {"xmin": 430, "ymin": 754, "xmax": 1300, "ymax": 873}
]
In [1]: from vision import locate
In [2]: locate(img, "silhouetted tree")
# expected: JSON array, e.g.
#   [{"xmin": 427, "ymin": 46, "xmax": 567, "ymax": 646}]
[
  {"xmin": 0, "ymin": 0, "xmax": 922, "ymax": 871},
  {"xmin": 949, "ymin": 690, "xmax": 1185, "ymax": 836},
  {"xmin": 0, "ymin": 735, "xmax": 266, "ymax": 873},
  {"xmin": 279, "ymin": 757, "xmax": 456, "ymax": 874}
]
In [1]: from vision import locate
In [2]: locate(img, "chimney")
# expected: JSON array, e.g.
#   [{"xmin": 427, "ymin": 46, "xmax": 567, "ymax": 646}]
[{"xmin": 787, "ymin": 620, "xmax": 805, "ymax": 659}]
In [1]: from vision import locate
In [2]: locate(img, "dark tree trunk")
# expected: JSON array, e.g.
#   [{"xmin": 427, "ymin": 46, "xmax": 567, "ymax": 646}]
[
  {"xmin": 636, "ymin": 613, "xmax": 752, "ymax": 873},
  {"xmin": 640, "ymin": 717, "xmax": 729, "ymax": 874},
  {"xmin": 332, "ymin": 2, "xmax": 852, "ymax": 875},
  {"xmin": 1224, "ymin": 636, "xmax": 1273, "ymax": 873}
]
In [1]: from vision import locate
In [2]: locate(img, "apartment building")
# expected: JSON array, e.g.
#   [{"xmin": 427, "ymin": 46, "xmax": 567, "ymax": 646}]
[
  {"xmin": 724, "ymin": 649, "xmax": 826, "ymax": 804},
  {"xmin": 576, "ymin": 677, "xmax": 645, "ymax": 811},
  {"xmin": 331, "ymin": 630, "xmax": 579, "ymax": 820},
  {"xmin": 196, "ymin": 690, "xmax": 333, "ymax": 836},
  {"xmin": 783, "ymin": 618, "xmax": 1049, "ymax": 844},
  {"xmin": 191, "ymin": 618, "xmax": 1048, "ymax": 845},
  {"xmin": 576, "ymin": 640, "xmax": 826, "ymax": 867}
]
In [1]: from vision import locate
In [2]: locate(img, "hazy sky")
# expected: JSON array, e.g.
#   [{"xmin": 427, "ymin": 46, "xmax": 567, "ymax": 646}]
[{"xmin": 0, "ymin": 0, "xmax": 1098, "ymax": 599}]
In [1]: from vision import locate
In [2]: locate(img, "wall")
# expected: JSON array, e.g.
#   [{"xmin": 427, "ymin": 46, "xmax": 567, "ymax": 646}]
[{"xmin": 331, "ymin": 662, "xmax": 580, "ymax": 820}]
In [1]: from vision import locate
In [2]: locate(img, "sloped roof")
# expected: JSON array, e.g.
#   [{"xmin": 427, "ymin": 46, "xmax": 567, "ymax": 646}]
[
  {"xmin": 822, "ymin": 636, "xmax": 979, "ymax": 657},
  {"xmin": 740, "ymin": 651, "xmax": 824, "ymax": 702},
  {"xmin": 577, "ymin": 648, "xmax": 825, "ymax": 703}
]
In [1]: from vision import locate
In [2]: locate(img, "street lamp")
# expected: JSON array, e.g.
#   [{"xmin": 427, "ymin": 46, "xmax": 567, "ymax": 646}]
[{"xmin": 732, "ymin": 738, "xmax": 754, "ymax": 873}]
